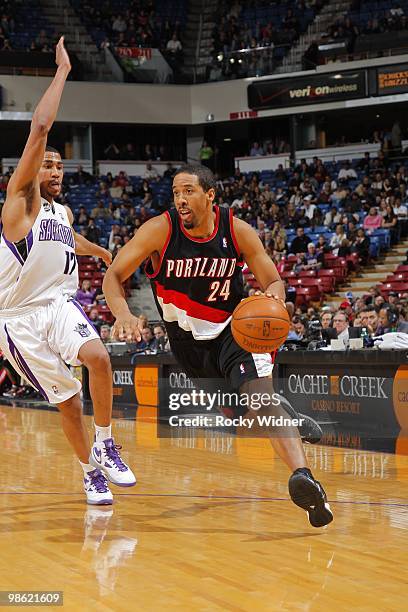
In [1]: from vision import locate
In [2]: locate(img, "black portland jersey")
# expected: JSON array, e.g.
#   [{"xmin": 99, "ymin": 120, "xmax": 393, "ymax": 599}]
[{"xmin": 146, "ymin": 205, "xmax": 244, "ymax": 340}]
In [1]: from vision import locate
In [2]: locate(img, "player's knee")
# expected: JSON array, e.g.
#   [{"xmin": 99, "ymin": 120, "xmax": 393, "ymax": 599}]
[{"xmin": 85, "ymin": 347, "xmax": 111, "ymax": 373}]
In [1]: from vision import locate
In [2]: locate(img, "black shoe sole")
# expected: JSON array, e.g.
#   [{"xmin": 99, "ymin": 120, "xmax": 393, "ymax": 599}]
[
  {"xmin": 298, "ymin": 414, "xmax": 323, "ymax": 444},
  {"xmin": 289, "ymin": 472, "xmax": 333, "ymax": 528},
  {"xmin": 278, "ymin": 395, "xmax": 323, "ymax": 444}
]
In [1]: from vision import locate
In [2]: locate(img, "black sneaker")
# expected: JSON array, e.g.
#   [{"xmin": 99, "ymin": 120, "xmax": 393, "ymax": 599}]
[
  {"xmin": 289, "ymin": 468, "xmax": 333, "ymax": 528},
  {"xmin": 279, "ymin": 395, "xmax": 322, "ymax": 444}
]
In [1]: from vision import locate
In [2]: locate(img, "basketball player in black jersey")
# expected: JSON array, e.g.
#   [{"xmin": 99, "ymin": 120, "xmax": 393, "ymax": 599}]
[{"xmin": 103, "ymin": 165, "xmax": 333, "ymax": 527}]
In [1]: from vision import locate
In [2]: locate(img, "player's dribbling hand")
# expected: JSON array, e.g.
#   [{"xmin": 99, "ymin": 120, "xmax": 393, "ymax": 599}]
[
  {"xmin": 55, "ymin": 36, "xmax": 71, "ymax": 72},
  {"xmin": 112, "ymin": 316, "xmax": 141, "ymax": 342},
  {"xmin": 254, "ymin": 290, "xmax": 287, "ymax": 308}
]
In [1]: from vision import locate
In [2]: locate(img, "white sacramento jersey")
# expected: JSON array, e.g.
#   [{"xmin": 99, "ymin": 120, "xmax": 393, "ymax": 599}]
[{"xmin": 0, "ymin": 198, "xmax": 78, "ymax": 314}]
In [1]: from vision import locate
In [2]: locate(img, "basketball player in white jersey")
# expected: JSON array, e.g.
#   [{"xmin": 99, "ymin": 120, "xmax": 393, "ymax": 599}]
[{"xmin": 0, "ymin": 38, "xmax": 135, "ymax": 505}]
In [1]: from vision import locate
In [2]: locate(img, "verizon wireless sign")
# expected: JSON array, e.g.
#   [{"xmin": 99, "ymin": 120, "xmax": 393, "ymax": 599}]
[{"xmin": 248, "ymin": 71, "xmax": 367, "ymax": 110}]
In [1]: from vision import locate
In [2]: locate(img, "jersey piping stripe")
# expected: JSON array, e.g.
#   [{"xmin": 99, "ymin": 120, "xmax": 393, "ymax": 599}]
[
  {"xmin": 229, "ymin": 208, "xmax": 241, "ymax": 257},
  {"xmin": 145, "ymin": 211, "xmax": 172, "ymax": 279},
  {"xmin": 178, "ymin": 205, "xmax": 220, "ymax": 243},
  {"xmin": 70, "ymin": 299, "xmax": 99, "ymax": 333},
  {"xmin": 26, "ymin": 228, "xmax": 33, "ymax": 256},
  {"xmin": 154, "ymin": 280, "xmax": 231, "ymax": 323},
  {"xmin": 2, "ymin": 233, "xmax": 25, "ymax": 266},
  {"xmin": 4, "ymin": 324, "xmax": 49, "ymax": 401}
]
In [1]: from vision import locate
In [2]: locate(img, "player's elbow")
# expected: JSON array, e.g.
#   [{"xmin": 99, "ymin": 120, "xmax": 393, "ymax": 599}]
[{"xmin": 31, "ymin": 117, "xmax": 50, "ymax": 137}]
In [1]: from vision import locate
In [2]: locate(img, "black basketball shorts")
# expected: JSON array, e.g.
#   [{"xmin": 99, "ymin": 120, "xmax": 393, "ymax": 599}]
[{"xmin": 167, "ymin": 323, "xmax": 273, "ymax": 391}]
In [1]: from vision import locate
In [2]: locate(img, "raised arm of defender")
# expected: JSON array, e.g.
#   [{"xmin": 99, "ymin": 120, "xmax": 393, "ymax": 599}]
[
  {"xmin": 2, "ymin": 37, "xmax": 71, "ymax": 242},
  {"xmin": 103, "ymin": 214, "xmax": 169, "ymax": 341}
]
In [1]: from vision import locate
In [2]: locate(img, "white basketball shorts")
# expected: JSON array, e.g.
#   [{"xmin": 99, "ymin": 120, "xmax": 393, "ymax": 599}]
[{"xmin": 0, "ymin": 293, "xmax": 100, "ymax": 404}]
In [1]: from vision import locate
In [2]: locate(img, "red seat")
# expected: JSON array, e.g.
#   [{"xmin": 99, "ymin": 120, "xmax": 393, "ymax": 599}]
[
  {"xmin": 281, "ymin": 270, "xmax": 297, "ymax": 279},
  {"xmin": 288, "ymin": 278, "xmax": 301, "ymax": 287},
  {"xmin": 396, "ymin": 265, "xmax": 408, "ymax": 273},
  {"xmin": 300, "ymin": 278, "xmax": 322, "ymax": 289},
  {"xmin": 317, "ymin": 277, "xmax": 335, "ymax": 293},
  {"xmin": 295, "ymin": 286, "xmax": 321, "ymax": 306},
  {"xmin": 79, "ymin": 271, "xmax": 93, "ymax": 279},
  {"xmin": 298, "ymin": 270, "xmax": 317, "ymax": 278}
]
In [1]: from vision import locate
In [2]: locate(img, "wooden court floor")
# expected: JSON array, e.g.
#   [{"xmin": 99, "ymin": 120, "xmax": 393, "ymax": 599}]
[{"xmin": 0, "ymin": 404, "xmax": 407, "ymax": 611}]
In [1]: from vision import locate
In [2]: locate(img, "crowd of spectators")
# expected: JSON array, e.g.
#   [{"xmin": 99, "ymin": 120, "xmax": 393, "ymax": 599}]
[
  {"xmin": 1, "ymin": 143, "xmax": 408, "ymax": 399},
  {"xmin": 209, "ymin": 0, "xmax": 323, "ymax": 80},
  {"xmin": 73, "ymin": 0, "xmax": 185, "ymax": 75},
  {"xmin": 304, "ymin": 2, "xmax": 408, "ymax": 67},
  {"xmin": 328, "ymin": 3, "xmax": 408, "ymax": 51},
  {"xmin": 101, "ymin": 141, "xmax": 184, "ymax": 162},
  {"xmin": 249, "ymin": 139, "xmax": 291, "ymax": 157},
  {"xmin": 0, "ymin": 1, "xmax": 56, "ymax": 52}
]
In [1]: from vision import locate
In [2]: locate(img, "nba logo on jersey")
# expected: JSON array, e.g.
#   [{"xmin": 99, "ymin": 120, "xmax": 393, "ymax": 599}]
[
  {"xmin": 222, "ymin": 237, "xmax": 228, "ymax": 248},
  {"xmin": 239, "ymin": 363, "xmax": 245, "ymax": 375},
  {"xmin": 74, "ymin": 323, "xmax": 91, "ymax": 338}
]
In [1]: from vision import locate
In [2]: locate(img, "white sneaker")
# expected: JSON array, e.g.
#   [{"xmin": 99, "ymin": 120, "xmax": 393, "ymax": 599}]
[
  {"xmin": 84, "ymin": 468, "xmax": 113, "ymax": 505},
  {"xmin": 89, "ymin": 438, "xmax": 136, "ymax": 487}
]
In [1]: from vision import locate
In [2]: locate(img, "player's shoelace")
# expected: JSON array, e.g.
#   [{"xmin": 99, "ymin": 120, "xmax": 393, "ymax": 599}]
[
  {"xmin": 89, "ymin": 470, "xmax": 110, "ymax": 492},
  {"xmin": 104, "ymin": 441, "xmax": 128, "ymax": 472}
]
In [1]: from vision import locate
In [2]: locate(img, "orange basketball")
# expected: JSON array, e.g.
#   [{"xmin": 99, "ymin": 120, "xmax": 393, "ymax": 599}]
[{"xmin": 231, "ymin": 295, "xmax": 290, "ymax": 353}]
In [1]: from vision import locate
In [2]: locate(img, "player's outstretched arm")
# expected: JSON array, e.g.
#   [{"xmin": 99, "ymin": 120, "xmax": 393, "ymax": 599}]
[
  {"xmin": 3, "ymin": 37, "xmax": 71, "ymax": 227},
  {"xmin": 233, "ymin": 217, "xmax": 286, "ymax": 302},
  {"xmin": 103, "ymin": 214, "xmax": 169, "ymax": 341}
]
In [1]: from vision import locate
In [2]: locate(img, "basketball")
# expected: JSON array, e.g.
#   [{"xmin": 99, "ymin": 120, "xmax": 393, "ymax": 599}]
[{"xmin": 231, "ymin": 295, "xmax": 290, "ymax": 353}]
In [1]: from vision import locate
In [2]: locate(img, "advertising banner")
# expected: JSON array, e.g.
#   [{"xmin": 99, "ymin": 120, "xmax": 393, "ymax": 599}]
[
  {"xmin": 377, "ymin": 63, "xmax": 408, "ymax": 95},
  {"xmin": 248, "ymin": 71, "xmax": 366, "ymax": 110}
]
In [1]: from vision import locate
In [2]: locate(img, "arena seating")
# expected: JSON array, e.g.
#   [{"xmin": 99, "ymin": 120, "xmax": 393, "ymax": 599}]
[
  {"xmin": 1, "ymin": 0, "xmax": 53, "ymax": 51},
  {"xmin": 69, "ymin": 0, "xmax": 187, "ymax": 50}
]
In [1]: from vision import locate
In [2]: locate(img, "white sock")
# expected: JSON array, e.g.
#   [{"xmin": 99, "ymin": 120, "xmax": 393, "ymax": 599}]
[
  {"xmin": 94, "ymin": 424, "xmax": 112, "ymax": 443},
  {"xmin": 80, "ymin": 461, "xmax": 96, "ymax": 475}
]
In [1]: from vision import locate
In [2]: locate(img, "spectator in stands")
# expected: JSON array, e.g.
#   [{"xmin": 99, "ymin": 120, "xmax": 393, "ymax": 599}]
[
  {"xmin": 270, "ymin": 222, "xmax": 287, "ymax": 254},
  {"xmin": 100, "ymin": 325, "xmax": 112, "ymax": 344},
  {"xmin": 144, "ymin": 162, "xmax": 159, "ymax": 180},
  {"xmin": 199, "ymin": 141, "xmax": 214, "ymax": 168},
  {"xmin": 137, "ymin": 327, "xmax": 156, "ymax": 352},
  {"xmin": 378, "ymin": 306, "xmax": 408, "ymax": 334},
  {"xmin": 324, "ymin": 206, "xmax": 341, "ymax": 228},
  {"xmin": 76, "ymin": 279, "xmax": 103, "ymax": 308},
  {"xmin": 301, "ymin": 194, "xmax": 317, "ymax": 221},
  {"xmin": 304, "ymin": 243, "xmax": 323, "ymax": 271},
  {"xmin": 351, "ymin": 228, "xmax": 370, "ymax": 264},
  {"xmin": 290, "ymin": 227, "xmax": 310, "ymax": 254},
  {"xmin": 321, "ymin": 311, "xmax": 333, "ymax": 329},
  {"xmin": 85, "ymin": 218, "xmax": 100, "ymax": 244},
  {"xmin": 72, "ymin": 165, "xmax": 93, "ymax": 185},
  {"xmin": 250, "ymin": 142, "xmax": 264, "ymax": 157},
  {"xmin": 75, "ymin": 206, "xmax": 89, "ymax": 226},
  {"xmin": 151, "ymin": 324, "xmax": 170, "ymax": 352},
  {"xmin": 164, "ymin": 163, "xmax": 176, "ymax": 178},
  {"xmin": 329, "ymin": 224, "xmax": 347, "ymax": 254},
  {"xmin": 166, "ymin": 32, "xmax": 182, "ymax": 54},
  {"xmin": 363, "ymin": 206, "xmax": 383, "ymax": 233},
  {"xmin": 360, "ymin": 306, "xmax": 380, "ymax": 336},
  {"xmin": 382, "ymin": 203, "xmax": 399, "ymax": 243},
  {"xmin": 338, "ymin": 161, "xmax": 357, "ymax": 181},
  {"xmin": 332, "ymin": 311, "xmax": 350, "ymax": 344},
  {"xmin": 291, "ymin": 316, "xmax": 308, "ymax": 340},
  {"xmin": 88, "ymin": 308, "xmax": 104, "ymax": 335},
  {"xmin": 91, "ymin": 200, "xmax": 111, "ymax": 220}
]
